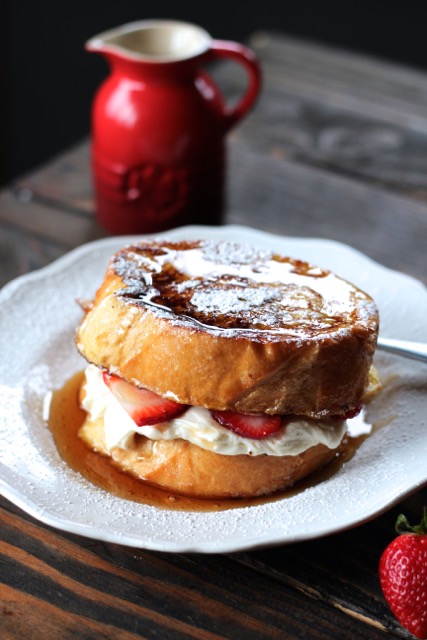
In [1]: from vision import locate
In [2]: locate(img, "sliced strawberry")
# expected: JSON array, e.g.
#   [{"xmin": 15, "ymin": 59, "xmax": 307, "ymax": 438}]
[
  {"xmin": 210, "ymin": 409, "xmax": 281, "ymax": 439},
  {"xmin": 102, "ymin": 371, "xmax": 187, "ymax": 426}
]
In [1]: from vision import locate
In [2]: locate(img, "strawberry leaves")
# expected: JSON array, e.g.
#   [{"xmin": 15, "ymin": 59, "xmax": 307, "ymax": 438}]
[{"xmin": 395, "ymin": 508, "xmax": 427, "ymax": 536}]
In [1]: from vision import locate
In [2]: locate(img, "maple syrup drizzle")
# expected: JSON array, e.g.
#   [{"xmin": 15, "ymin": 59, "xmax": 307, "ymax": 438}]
[
  {"xmin": 113, "ymin": 241, "xmax": 378, "ymax": 339},
  {"xmin": 48, "ymin": 372, "xmax": 374, "ymax": 511}
]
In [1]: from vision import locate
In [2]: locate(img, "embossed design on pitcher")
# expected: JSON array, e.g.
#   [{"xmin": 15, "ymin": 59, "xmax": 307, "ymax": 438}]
[{"xmin": 125, "ymin": 165, "xmax": 189, "ymax": 223}]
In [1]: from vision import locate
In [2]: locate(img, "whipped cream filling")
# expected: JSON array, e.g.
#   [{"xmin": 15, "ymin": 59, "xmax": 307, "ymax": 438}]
[{"xmin": 81, "ymin": 365, "xmax": 348, "ymax": 457}]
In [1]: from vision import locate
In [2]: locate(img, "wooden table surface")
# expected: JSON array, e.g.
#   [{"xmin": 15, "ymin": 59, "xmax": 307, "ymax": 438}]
[{"xmin": 1, "ymin": 31, "xmax": 427, "ymax": 639}]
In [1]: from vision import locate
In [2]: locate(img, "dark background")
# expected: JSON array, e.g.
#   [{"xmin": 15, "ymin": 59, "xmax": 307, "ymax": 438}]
[{"xmin": 1, "ymin": 0, "xmax": 426, "ymax": 185}]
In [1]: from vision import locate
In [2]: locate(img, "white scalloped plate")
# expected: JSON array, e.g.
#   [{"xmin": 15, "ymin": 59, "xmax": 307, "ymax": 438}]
[{"xmin": 1, "ymin": 225, "xmax": 427, "ymax": 553}]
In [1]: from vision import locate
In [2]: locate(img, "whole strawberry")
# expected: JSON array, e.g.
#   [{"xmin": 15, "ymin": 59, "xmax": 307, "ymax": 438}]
[{"xmin": 379, "ymin": 508, "xmax": 427, "ymax": 638}]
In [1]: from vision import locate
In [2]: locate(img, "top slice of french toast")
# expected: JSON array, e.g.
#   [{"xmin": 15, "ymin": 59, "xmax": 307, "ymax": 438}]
[
  {"xmin": 106, "ymin": 239, "xmax": 377, "ymax": 339},
  {"xmin": 76, "ymin": 240, "xmax": 379, "ymax": 417}
]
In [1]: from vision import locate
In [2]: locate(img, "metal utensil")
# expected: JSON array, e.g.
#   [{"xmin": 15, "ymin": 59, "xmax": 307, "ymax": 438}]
[{"xmin": 377, "ymin": 337, "xmax": 427, "ymax": 363}]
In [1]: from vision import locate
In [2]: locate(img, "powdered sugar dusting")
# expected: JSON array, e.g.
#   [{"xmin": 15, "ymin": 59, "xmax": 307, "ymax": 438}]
[
  {"xmin": 112, "ymin": 239, "xmax": 378, "ymax": 339},
  {"xmin": 195, "ymin": 240, "xmax": 272, "ymax": 266},
  {"xmin": 190, "ymin": 286, "xmax": 281, "ymax": 314}
]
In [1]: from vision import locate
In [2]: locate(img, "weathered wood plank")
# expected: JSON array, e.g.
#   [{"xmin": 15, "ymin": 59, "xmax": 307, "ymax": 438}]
[
  {"xmin": 235, "ymin": 492, "xmax": 427, "ymax": 639},
  {"xmin": 12, "ymin": 143, "xmax": 94, "ymax": 214},
  {"xmin": 1, "ymin": 584, "xmax": 144, "ymax": 640},
  {"xmin": 0, "ymin": 223, "xmax": 65, "ymax": 287},
  {"xmin": 214, "ymin": 31, "xmax": 427, "ymax": 199},
  {"xmin": 227, "ymin": 140, "xmax": 427, "ymax": 283},
  {"xmin": 232, "ymin": 102, "xmax": 427, "ymax": 199},
  {"xmin": 0, "ymin": 495, "xmax": 394, "ymax": 640},
  {"xmin": 250, "ymin": 32, "xmax": 427, "ymax": 132},
  {"xmin": 0, "ymin": 189, "xmax": 105, "ymax": 256}
]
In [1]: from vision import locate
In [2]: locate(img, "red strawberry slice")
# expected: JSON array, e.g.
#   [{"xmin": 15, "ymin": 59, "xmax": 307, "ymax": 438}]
[
  {"xmin": 210, "ymin": 410, "xmax": 281, "ymax": 439},
  {"xmin": 103, "ymin": 371, "xmax": 187, "ymax": 426}
]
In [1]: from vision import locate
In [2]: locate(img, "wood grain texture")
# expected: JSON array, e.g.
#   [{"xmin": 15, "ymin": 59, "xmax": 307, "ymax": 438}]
[
  {"xmin": 224, "ymin": 31, "xmax": 427, "ymax": 201},
  {"xmin": 1, "ymin": 30, "xmax": 427, "ymax": 640},
  {"xmin": 248, "ymin": 32, "xmax": 427, "ymax": 132},
  {"xmin": 227, "ymin": 140, "xmax": 427, "ymax": 282},
  {"xmin": 0, "ymin": 222, "xmax": 64, "ymax": 287},
  {"xmin": 12, "ymin": 143, "xmax": 94, "ymax": 214},
  {"xmin": 0, "ymin": 495, "xmax": 405, "ymax": 639}
]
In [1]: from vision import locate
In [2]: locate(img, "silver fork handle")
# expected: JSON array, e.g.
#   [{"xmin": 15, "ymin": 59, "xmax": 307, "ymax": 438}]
[{"xmin": 377, "ymin": 336, "xmax": 427, "ymax": 363}]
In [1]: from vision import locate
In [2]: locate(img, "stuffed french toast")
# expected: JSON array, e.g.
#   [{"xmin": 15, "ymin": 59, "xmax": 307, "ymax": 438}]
[{"xmin": 76, "ymin": 239, "xmax": 380, "ymax": 498}]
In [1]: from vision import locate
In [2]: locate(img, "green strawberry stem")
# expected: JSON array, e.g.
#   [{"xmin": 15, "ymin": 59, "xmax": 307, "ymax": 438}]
[{"xmin": 395, "ymin": 506, "xmax": 427, "ymax": 535}]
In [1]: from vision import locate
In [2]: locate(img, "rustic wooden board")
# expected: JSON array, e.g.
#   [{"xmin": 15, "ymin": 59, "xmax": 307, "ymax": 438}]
[
  {"xmin": 223, "ymin": 31, "xmax": 427, "ymax": 201},
  {"xmin": 0, "ymin": 494, "xmax": 407, "ymax": 639},
  {"xmin": 0, "ymin": 187, "xmax": 106, "ymax": 287},
  {"xmin": 0, "ymin": 221, "xmax": 65, "ymax": 287},
  {"xmin": 12, "ymin": 144, "xmax": 94, "ymax": 215},
  {"xmin": 227, "ymin": 140, "xmax": 427, "ymax": 282}
]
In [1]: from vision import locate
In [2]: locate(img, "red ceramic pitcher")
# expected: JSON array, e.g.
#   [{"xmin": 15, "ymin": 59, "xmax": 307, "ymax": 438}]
[{"xmin": 86, "ymin": 20, "xmax": 261, "ymax": 235}]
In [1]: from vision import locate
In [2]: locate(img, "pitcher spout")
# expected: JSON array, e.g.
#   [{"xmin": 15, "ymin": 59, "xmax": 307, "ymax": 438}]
[{"xmin": 85, "ymin": 20, "xmax": 211, "ymax": 63}]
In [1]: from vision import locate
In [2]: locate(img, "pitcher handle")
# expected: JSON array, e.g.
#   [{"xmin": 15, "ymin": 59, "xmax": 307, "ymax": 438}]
[{"xmin": 205, "ymin": 40, "xmax": 261, "ymax": 132}]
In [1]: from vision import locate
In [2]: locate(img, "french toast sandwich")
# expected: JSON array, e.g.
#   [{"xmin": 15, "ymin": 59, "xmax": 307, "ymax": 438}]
[{"xmin": 76, "ymin": 239, "xmax": 380, "ymax": 498}]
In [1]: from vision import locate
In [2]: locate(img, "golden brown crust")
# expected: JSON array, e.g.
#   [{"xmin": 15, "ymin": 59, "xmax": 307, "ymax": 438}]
[
  {"xmin": 78, "ymin": 415, "xmax": 339, "ymax": 498},
  {"xmin": 76, "ymin": 240, "xmax": 379, "ymax": 417}
]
